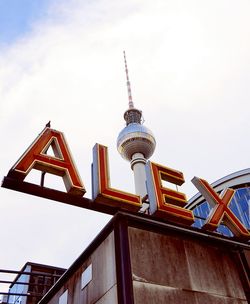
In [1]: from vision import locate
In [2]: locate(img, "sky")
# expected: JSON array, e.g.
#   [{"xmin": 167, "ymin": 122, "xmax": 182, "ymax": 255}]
[{"xmin": 0, "ymin": 0, "xmax": 250, "ymax": 294}]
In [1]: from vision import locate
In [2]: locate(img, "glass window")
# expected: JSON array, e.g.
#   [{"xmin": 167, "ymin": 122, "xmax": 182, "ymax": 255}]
[
  {"xmin": 59, "ymin": 290, "xmax": 68, "ymax": 304},
  {"xmin": 81, "ymin": 264, "xmax": 92, "ymax": 290}
]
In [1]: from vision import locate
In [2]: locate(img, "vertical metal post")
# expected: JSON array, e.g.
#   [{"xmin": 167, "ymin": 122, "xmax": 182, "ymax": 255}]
[{"xmin": 114, "ymin": 215, "xmax": 134, "ymax": 304}]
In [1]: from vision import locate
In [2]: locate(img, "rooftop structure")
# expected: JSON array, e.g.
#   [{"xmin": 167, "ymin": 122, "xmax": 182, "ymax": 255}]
[{"xmin": 0, "ymin": 262, "xmax": 65, "ymax": 304}]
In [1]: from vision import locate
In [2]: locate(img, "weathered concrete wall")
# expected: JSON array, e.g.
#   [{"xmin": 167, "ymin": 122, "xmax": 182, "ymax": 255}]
[
  {"xmin": 129, "ymin": 227, "xmax": 247, "ymax": 304},
  {"xmin": 40, "ymin": 213, "xmax": 249, "ymax": 304},
  {"xmin": 46, "ymin": 231, "xmax": 117, "ymax": 304}
]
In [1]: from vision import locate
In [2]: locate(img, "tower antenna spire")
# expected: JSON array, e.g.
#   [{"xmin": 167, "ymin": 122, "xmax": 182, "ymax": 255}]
[{"xmin": 123, "ymin": 50, "xmax": 134, "ymax": 109}]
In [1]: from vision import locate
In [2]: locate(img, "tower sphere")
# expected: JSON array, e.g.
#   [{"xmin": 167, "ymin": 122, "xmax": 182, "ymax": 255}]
[
  {"xmin": 117, "ymin": 122, "xmax": 156, "ymax": 161},
  {"xmin": 118, "ymin": 51, "xmax": 156, "ymax": 163}
]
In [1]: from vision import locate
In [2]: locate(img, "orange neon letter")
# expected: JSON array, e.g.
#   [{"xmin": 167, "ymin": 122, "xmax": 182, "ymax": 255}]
[
  {"xmin": 192, "ymin": 177, "xmax": 250, "ymax": 239},
  {"xmin": 146, "ymin": 161, "xmax": 194, "ymax": 225},
  {"xmin": 92, "ymin": 144, "xmax": 141, "ymax": 212},
  {"xmin": 8, "ymin": 127, "xmax": 85, "ymax": 196}
]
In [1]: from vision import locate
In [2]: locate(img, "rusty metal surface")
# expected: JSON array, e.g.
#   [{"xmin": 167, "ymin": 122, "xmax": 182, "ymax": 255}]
[
  {"xmin": 129, "ymin": 227, "xmax": 248, "ymax": 303},
  {"xmin": 184, "ymin": 239, "xmax": 245, "ymax": 298},
  {"xmin": 129, "ymin": 227, "xmax": 192, "ymax": 290},
  {"xmin": 243, "ymin": 249, "xmax": 250, "ymax": 276},
  {"xmin": 133, "ymin": 281, "xmax": 196, "ymax": 304},
  {"xmin": 81, "ymin": 232, "xmax": 117, "ymax": 303},
  {"xmin": 133, "ymin": 281, "xmax": 247, "ymax": 304},
  {"xmin": 95, "ymin": 285, "xmax": 118, "ymax": 304}
]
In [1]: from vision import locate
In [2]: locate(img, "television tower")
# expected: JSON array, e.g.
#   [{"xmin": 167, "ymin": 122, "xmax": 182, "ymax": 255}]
[{"xmin": 117, "ymin": 51, "xmax": 156, "ymax": 201}]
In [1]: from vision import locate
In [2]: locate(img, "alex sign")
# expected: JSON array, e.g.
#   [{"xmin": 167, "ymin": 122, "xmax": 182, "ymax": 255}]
[{"xmin": 6, "ymin": 127, "xmax": 250, "ymax": 240}]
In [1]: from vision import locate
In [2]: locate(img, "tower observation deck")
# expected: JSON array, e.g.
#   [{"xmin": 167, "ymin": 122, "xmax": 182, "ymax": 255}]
[{"xmin": 117, "ymin": 52, "xmax": 156, "ymax": 199}]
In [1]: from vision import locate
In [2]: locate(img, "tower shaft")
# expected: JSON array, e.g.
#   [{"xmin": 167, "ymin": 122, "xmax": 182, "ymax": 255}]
[{"xmin": 131, "ymin": 153, "xmax": 147, "ymax": 198}]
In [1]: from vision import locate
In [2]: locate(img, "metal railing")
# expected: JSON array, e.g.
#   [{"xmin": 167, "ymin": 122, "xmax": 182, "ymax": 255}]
[{"xmin": 0, "ymin": 268, "xmax": 64, "ymax": 304}]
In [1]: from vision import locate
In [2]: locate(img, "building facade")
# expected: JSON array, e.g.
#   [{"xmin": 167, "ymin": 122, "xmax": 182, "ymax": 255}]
[{"xmin": 38, "ymin": 212, "xmax": 250, "ymax": 304}]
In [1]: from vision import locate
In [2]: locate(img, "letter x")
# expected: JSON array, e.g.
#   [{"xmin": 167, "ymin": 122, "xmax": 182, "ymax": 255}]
[{"xmin": 192, "ymin": 177, "xmax": 250, "ymax": 239}]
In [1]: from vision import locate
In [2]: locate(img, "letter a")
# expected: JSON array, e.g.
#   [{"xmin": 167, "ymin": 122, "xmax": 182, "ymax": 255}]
[{"xmin": 8, "ymin": 127, "xmax": 85, "ymax": 196}]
